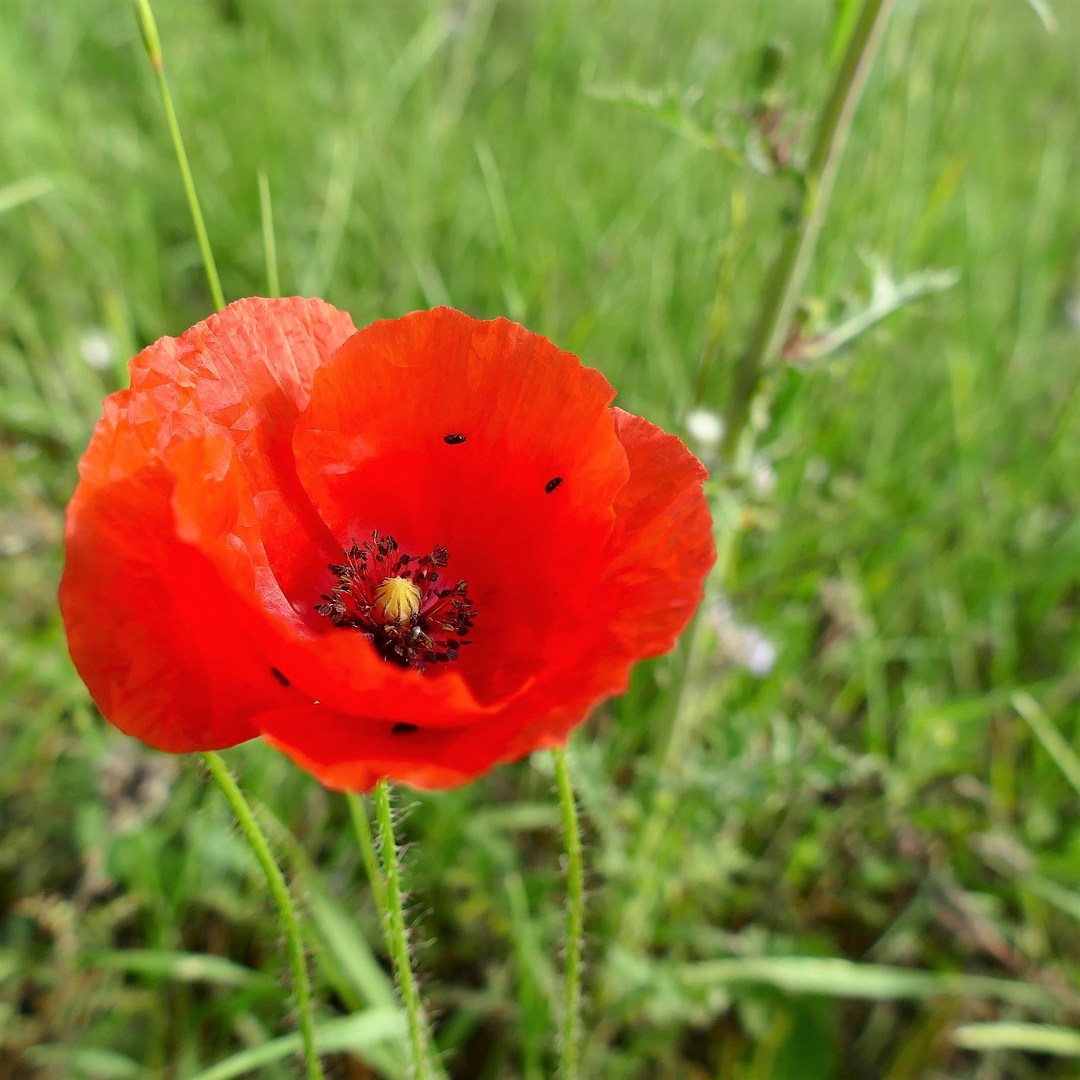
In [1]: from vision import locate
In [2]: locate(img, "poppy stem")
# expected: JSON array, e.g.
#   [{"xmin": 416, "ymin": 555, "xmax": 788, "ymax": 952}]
[
  {"xmin": 345, "ymin": 791, "xmax": 389, "ymax": 923},
  {"xmin": 552, "ymin": 745, "xmax": 584, "ymax": 1080},
  {"xmin": 371, "ymin": 779, "xmax": 440, "ymax": 1080},
  {"xmin": 132, "ymin": 0, "xmax": 226, "ymax": 313},
  {"xmin": 199, "ymin": 752, "xmax": 324, "ymax": 1080}
]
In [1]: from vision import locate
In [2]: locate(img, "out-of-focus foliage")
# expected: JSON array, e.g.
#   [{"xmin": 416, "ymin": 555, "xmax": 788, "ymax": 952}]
[{"xmin": 1, "ymin": 0, "xmax": 1079, "ymax": 1077}]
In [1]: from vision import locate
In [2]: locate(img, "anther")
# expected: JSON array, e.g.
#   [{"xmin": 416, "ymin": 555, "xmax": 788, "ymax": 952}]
[{"xmin": 270, "ymin": 667, "xmax": 290, "ymax": 687}]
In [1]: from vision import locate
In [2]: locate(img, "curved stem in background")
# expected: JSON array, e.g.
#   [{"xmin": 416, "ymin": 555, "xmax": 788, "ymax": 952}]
[
  {"xmin": 371, "ymin": 779, "xmax": 440, "ymax": 1080},
  {"xmin": 200, "ymin": 752, "xmax": 324, "ymax": 1080},
  {"xmin": 132, "ymin": 0, "xmax": 226, "ymax": 312},
  {"xmin": 721, "ymin": 0, "xmax": 897, "ymax": 460},
  {"xmin": 553, "ymin": 745, "xmax": 585, "ymax": 1080},
  {"xmin": 602, "ymin": 0, "xmax": 899, "ymax": 1032}
]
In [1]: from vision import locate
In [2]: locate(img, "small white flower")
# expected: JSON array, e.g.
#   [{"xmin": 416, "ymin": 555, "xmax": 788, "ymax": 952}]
[
  {"xmin": 79, "ymin": 329, "xmax": 115, "ymax": 371},
  {"xmin": 749, "ymin": 455, "xmax": 776, "ymax": 498},
  {"xmin": 710, "ymin": 600, "xmax": 777, "ymax": 677},
  {"xmin": 685, "ymin": 408, "xmax": 725, "ymax": 450}
]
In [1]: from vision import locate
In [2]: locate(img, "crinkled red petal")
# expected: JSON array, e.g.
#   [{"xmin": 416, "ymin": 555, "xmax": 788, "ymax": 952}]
[
  {"xmin": 61, "ymin": 297, "xmax": 355, "ymax": 752},
  {"xmin": 59, "ymin": 462, "xmax": 306, "ymax": 751}
]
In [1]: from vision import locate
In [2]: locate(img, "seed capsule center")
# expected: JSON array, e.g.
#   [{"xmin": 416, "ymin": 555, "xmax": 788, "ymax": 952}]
[
  {"xmin": 315, "ymin": 531, "xmax": 476, "ymax": 672},
  {"xmin": 374, "ymin": 576, "xmax": 423, "ymax": 624}
]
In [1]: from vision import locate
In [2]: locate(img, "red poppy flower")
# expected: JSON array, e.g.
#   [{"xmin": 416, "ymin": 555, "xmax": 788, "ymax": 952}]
[{"xmin": 60, "ymin": 299, "xmax": 715, "ymax": 790}]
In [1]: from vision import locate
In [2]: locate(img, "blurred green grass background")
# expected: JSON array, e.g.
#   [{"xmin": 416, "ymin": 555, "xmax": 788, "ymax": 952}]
[{"xmin": 2, "ymin": 0, "xmax": 1080, "ymax": 1077}]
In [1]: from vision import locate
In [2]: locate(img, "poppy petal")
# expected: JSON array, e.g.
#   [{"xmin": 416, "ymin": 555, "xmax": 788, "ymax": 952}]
[
  {"xmin": 59, "ymin": 462, "xmax": 306, "ymax": 752},
  {"xmin": 62, "ymin": 297, "xmax": 355, "ymax": 752},
  {"xmin": 601, "ymin": 407, "xmax": 715, "ymax": 658},
  {"xmin": 291, "ymin": 308, "xmax": 631, "ymax": 708}
]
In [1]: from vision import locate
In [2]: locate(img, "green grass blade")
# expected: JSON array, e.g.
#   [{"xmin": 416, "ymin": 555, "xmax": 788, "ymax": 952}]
[
  {"xmin": 1028, "ymin": 875, "xmax": 1080, "ymax": 925},
  {"xmin": 1020, "ymin": 0, "xmax": 1058, "ymax": 33},
  {"xmin": 25, "ymin": 1046, "xmax": 145, "ymax": 1079},
  {"xmin": 954, "ymin": 1022, "xmax": 1080, "ymax": 1056},
  {"xmin": 0, "ymin": 175, "xmax": 54, "ymax": 216},
  {"xmin": 258, "ymin": 168, "xmax": 281, "ymax": 298},
  {"xmin": 680, "ymin": 957, "xmax": 1060, "ymax": 1009},
  {"xmin": 80, "ymin": 948, "xmax": 269, "ymax": 989},
  {"xmin": 1013, "ymin": 690, "xmax": 1080, "ymax": 799},
  {"xmin": 184, "ymin": 1011, "xmax": 407, "ymax": 1080}
]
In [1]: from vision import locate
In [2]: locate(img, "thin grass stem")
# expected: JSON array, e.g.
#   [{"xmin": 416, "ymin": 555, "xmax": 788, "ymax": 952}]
[
  {"xmin": 133, "ymin": 0, "xmax": 225, "ymax": 312},
  {"xmin": 371, "ymin": 779, "xmax": 439, "ymax": 1080},
  {"xmin": 258, "ymin": 168, "xmax": 281, "ymax": 298},
  {"xmin": 553, "ymin": 745, "xmax": 584, "ymax": 1080},
  {"xmin": 200, "ymin": 752, "xmax": 323, "ymax": 1080}
]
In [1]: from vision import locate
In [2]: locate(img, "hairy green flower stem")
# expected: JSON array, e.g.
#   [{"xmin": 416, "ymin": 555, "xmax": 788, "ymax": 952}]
[
  {"xmin": 200, "ymin": 752, "xmax": 324, "ymax": 1080},
  {"xmin": 132, "ymin": 0, "xmax": 225, "ymax": 313},
  {"xmin": 345, "ymin": 791, "xmax": 389, "ymax": 924},
  {"xmin": 721, "ymin": 0, "xmax": 897, "ymax": 462},
  {"xmin": 371, "ymin": 780, "xmax": 443, "ymax": 1080},
  {"xmin": 553, "ymin": 746, "xmax": 585, "ymax": 1080}
]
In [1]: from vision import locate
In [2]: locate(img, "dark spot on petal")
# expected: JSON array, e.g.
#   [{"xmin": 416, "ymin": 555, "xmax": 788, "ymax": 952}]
[
  {"xmin": 444, "ymin": 434, "xmax": 467, "ymax": 445},
  {"xmin": 392, "ymin": 722, "xmax": 419, "ymax": 735},
  {"xmin": 271, "ymin": 668, "xmax": 290, "ymax": 687},
  {"xmin": 545, "ymin": 476, "xmax": 563, "ymax": 494}
]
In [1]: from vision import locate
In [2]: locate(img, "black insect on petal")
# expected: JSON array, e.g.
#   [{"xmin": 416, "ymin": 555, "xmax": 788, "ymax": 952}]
[
  {"xmin": 444, "ymin": 434, "xmax": 467, "ymax": 445},
  {"xmin": 392, "ymin": 722, "xmax": 420, "ymax": 735},
  {"xmin": 545, "ymin": 476, "xmax": 563, "ymax": 494}
]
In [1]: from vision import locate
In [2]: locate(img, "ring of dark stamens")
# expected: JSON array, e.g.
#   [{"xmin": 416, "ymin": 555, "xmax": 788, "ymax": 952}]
[{"xmin": 315, "ymin": 530, "xmax": 477, "ymax": 674}]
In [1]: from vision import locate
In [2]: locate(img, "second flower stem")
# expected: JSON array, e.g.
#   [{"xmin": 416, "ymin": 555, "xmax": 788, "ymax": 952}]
[
  {"xmin": 345, "ymin": 790, "xmax": 389, "ymax": 924},
  {"xmin": 553, "ymin": 745, "xmax": 584, "ymax": 1080},
  {"xmin": 371, "ymin": 779, "xmax": 439, "ymax": 1080},
  {"xmin": 200, "ymin": 751, "xmax": 323, "ymax": 1080}
]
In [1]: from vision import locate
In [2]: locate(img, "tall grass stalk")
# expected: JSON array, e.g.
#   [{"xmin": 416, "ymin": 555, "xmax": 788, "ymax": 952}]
[
  {"xmin": 200, "ymin": 752, "xmax": 324, "ymax": 1080},
  {"xmin": 613, "ymin": 0, "xmax": 897, "ymax": 979},
  {"xmin": 722, "ymin": 0, "xmax": 897, "ymax": 458},
  {"xmin": 132, "ymin": 0, "xmax": 225, "ymax": 312}
]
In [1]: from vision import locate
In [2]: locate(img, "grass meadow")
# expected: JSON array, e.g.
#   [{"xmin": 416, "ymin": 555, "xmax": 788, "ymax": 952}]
[{"xmin": 3, "ymin": 0, "xmax": 1080, "ymax": 1077}]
